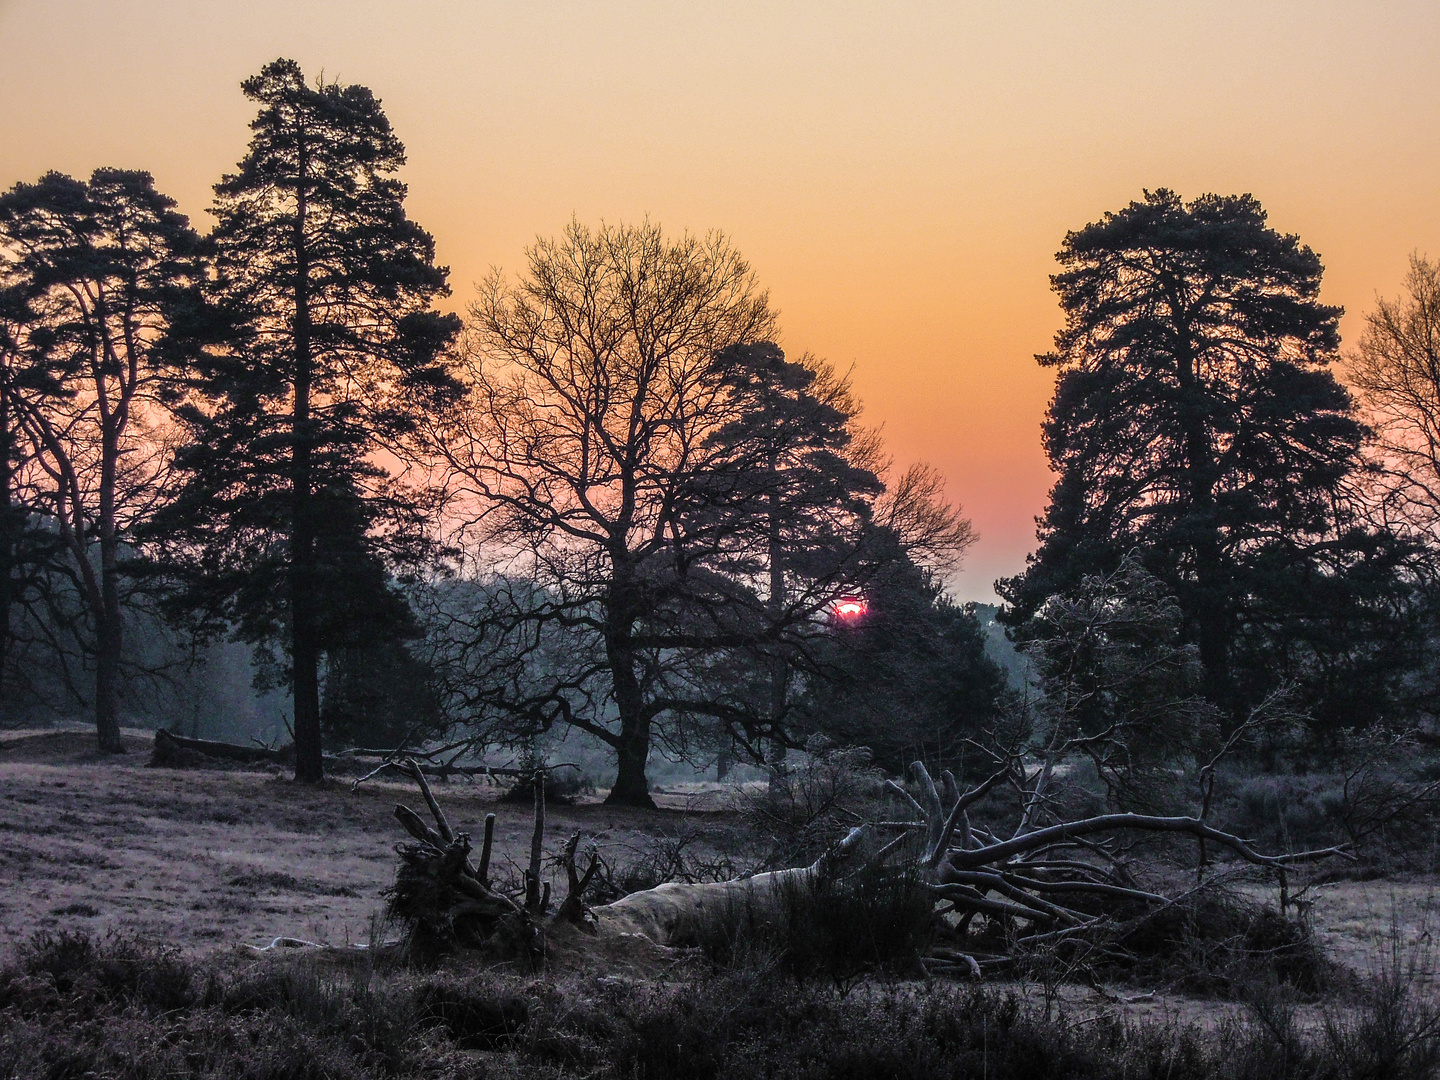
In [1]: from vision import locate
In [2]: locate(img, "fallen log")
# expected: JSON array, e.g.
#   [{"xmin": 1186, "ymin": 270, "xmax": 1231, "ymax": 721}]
[
  {"xmin": 381, "ymin": 759, "xmax": 1349, "ymax": 982},
  {"xmin": 152, "ymin": 728, "xmax": 288, "ymax": 765},
  {"xmin": 591, "ymin": 826, "xmax": 872, "ymax": 944}
]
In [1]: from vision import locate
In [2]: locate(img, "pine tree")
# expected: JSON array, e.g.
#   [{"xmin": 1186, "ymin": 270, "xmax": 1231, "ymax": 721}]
[
  {"xmin": 700, "ymin": 343, "xmax": 883, "ymax": 762},
  {"xmin": 158, "ymin": 60, "xmax": 459, "ymax": 781},
  {"xmin": 1000, "ymin": 189, "xmax": 1416, "ymax": 728}
]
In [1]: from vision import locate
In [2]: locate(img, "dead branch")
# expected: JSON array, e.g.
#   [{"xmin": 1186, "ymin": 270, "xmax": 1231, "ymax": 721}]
[
  {"xmin": 379, "ymin": 752, "xmax": 1350, "ymax": 981},
  {"xmin": 153, "ymin": 728, "xmax": 286, "ymax": 765},
  {"xmin": 478, "ymin": 812, "xmax": 496, "ymax": 887}
]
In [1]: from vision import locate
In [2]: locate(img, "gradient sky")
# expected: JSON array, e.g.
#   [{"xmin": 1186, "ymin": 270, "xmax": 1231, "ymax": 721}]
[{"xmin": 2, "ymin": 1, "xmax": 1437, "ymax": 599}]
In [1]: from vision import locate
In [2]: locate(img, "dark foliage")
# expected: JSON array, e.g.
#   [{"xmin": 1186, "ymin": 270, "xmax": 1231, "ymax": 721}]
[
  {"xmin": 413, "ymin": 977, "xmax": 528, "ymax": 1049},
  {"xmin": 154, "ymin": 58, "xmax": 460, "ymax": 782},
  {"xmin": 1094, "ymin": 887, "xmax": 1342, "ymax": 996},
  {"xmin": 798, "ymin": 537, "xmax": 1006, "ymax": 774},
  {"xmin": 320, "ymin": 640, "xmax": 445, "ymax": 750},
  {"xmin": 4, "ymin": 930, "xmax": 1440, "ymax": 1080},
  {"xmin": 496, "ymin": 764, "xmax": 594, "ymax": 806},
  {"xmin": 1000, "ymin": 189, "xmax": 1423, "ymax": 734}
]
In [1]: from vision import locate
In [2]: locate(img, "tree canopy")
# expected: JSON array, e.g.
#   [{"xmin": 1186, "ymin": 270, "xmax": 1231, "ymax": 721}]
[
  {"xmin": 154, "ymin": 59, "xmax": 459, "ymax": 780},
  {"xmin": 1000, "ymin": 189, "xmax": 1419, "ymax": 730}
]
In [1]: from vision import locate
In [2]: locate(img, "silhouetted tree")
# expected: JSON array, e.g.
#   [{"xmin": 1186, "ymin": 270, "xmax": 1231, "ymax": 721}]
[
  {"xmin": 795, "ymin": 532, "xmax": 1005, "ymax": 775},
  {"xmin": 156, "ymin": 60, "xmax": 459, "ymax": 781},
  {"xmin": 419, "ymin": 220, "xmax": 847, "ymax": 806},
  {"xmin": 698, "ymin": 343, "xmax": 883, "ymax": 768},
  {"xmin": 1351, "ymin": 254, "xmax": 1440, "ymax": 535},
  {"xmin": 1020, "ymin": 555, "xmax": 1221, "ymax": 814},
  {"xmin": 689, "ymin": 350, "xmax": 985, "ymax": 774},
  {"xmin": 0, "ymin": 169, "xmax": 200, "ymax": 750},
  {"xmin": 1000, "ymin": 189, "xmax": 1417, "ymax": 730}
]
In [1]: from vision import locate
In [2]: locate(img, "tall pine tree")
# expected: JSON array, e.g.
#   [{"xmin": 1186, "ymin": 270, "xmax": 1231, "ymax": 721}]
[
  {"xmin": 159, "ymin": 60, "xmax": 459, "ymax": 781},
  {"xmin": 1000, "ymin": 190, "xmax": 1416, "ymax": 729},
  {"xmin": 701, "ymin": 343, "xmax": 883, "ymax": 762}
]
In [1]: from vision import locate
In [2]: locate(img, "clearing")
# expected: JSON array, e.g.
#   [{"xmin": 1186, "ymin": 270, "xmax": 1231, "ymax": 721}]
[
  {"xmin": 0, "ymin": 728, "xmax": 723, "ymax": 953},
  {"xmin": 3, "ymin": 725, "xmax": 1437, "ymax": 1032}
]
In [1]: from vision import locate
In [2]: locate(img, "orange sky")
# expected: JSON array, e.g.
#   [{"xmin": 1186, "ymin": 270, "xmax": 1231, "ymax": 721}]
[{"xmin": 2, "ymin": 1, "xmax": 1437, "ymax": 600}]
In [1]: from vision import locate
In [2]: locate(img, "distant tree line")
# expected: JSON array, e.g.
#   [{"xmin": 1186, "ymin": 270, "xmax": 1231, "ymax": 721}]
[{"xmin": 4, "ymin": 63, "xmax": 1439, "ymax": 803}]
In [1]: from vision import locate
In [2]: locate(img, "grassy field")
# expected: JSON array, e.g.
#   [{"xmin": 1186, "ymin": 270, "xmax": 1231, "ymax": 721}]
[
  {"xmin": 2, "ymin": 728, "xmax": 1436, "ymax": 1006},
  {"xmin": 8, "ymin": 728, "xmax": 1440, "ymax": 1077},
  {"xmin": 0, "ymin": 728, "xmax": 734, "ymax": 954}
]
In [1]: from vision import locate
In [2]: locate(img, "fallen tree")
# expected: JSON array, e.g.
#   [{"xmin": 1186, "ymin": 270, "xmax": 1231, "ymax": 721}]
[
  {"xmin": 152, "ymin": 728, "xmax": 289, "ymax": 766},
  {"xmin": 150, "ymin": 729, "xmax": 523, "ymax": 782},
  {"xmin": 381, "ymin": 755, "xmax": 1350, "ymax": 979}
]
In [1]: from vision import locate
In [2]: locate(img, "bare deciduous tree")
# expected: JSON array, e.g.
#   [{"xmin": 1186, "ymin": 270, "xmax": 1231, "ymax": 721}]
[
  {"xmin": 1351, "ymin": 254, "xmax": 1440, "ymax": 534},
  {"xmin": 418, "ymin": 220, "xmax": 793, "ymax": 806},
  {"xmin": 417, "ymin": 220, "xmax": 898, "ymax": 806}
]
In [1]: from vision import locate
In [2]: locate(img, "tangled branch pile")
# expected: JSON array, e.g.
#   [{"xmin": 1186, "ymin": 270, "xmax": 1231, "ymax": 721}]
[
  {"xmin": 380, "ymin": 747, "xmax": 1347, "ymax": 989},
  {"xmin": 875, "ymin": 760, "xmax": 1347, "ymax": 979}
]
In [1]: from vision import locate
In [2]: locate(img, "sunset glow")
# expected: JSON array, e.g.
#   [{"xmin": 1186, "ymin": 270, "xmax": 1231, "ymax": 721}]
[{"xmin": 4, "ymin": 0, "xmax": 1436, "ymax": 599}]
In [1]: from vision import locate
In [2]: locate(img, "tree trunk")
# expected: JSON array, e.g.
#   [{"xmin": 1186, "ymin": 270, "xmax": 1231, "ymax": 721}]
[
  {"xmin": 290, "ymin": 147, "xmax": 324, "ymax": 784},
  {"xmin": 1174, "ymin": 325, "xmax": 1231, "ymax": 714},
  {"xmin": 602, "ymin": 565, "xmax": 654, "ymax": 807},
  {"xmin": 766, "ymin": 483, "xmax": 788, "ymax": 794},
  {"xmin": 609, "ymin": 723, "xmax": 654, "ymax": 807},
  {"xmin": 0, "ymin": 389, "xmax": 13, "ymax": 719},
  {"xmin": 94, "ymin": 584, "xmax": 124, "ymax": 753},
  {"xmin": 607, "ymin": 655, "xmax": 654, "ymax": 806},
  {"xmin": 94, "ymin": 424, "xmax": 124, "ymax": 754}
]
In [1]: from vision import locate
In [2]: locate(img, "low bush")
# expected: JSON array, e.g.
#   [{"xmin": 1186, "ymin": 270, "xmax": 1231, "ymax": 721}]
[
  {"xmin": 4, "ymin": 928, "xmax": 1440, "ymax": 1079},
  {"xmin": 1104, "ymin": 886, "xmax": 1342, "ymax": 996},
  {"xmin": 675, "ymin": 864, "xmax": 936, "ymax": 990},
  {"xmin": 12, "ymin": 930, "xmax": 196, "ymax": 1010},
  {"xmin": 498, "ymin": 764, "xmax": 595, "ymax": 805}
]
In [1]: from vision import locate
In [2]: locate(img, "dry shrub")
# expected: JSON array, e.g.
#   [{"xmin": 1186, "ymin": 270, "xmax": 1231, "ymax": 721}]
[
  {"xmin": 1217, "ymin": 740, "xmax": 1440, "ymax": 875},
  {"xmin": 10, "ymin": 930, "xmax": 195, "ymax": 1011},
  {"xmin": 1080, "ymin": 886, "xmax": 1342, "ymax": 997},
  {"xmin": 588, "ymin": 822, "xmax": 757, "ymax": 901},
  {"xmin": 673, "ymin": 862, "xmax": 936, "ymax": 991},
  {"xmin": 5, "ymin": 928, "xmax": 1440, "ymax": 1079},
  {"xmin": 734, "ymin": 741, "xmax": 885, "ymax": 868},
  {"xmin": 413, "ymin": 975, "xmax": 529, "ymax": 1049}
]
